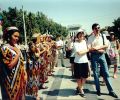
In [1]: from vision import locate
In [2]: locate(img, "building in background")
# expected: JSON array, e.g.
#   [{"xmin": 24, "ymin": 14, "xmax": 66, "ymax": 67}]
[{"xmin": 66, "ymin": 24, "xmax": 81, "ymax": 39}]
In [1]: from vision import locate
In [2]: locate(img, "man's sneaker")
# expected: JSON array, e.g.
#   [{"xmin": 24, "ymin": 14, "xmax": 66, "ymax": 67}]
[
  {"xmin": 96, "ymin": 90, "xmax": 101, "ymax": 96},
  {"xmin": 109, "ymin": 92, "xmax": 118, "ymax": 98}
]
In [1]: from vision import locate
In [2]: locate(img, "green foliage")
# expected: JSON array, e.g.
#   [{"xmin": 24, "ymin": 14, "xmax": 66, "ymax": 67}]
[
  {"xmin": 113, "ymin": 17, "xmax": 120, "ymax": 40},
  {"xmin": 1, "ymin": 7, "xmax": 68, "ymax": 43},
  {"xmin": 106, "ymin": 17, "xmax": 120, "ymax": 40}
]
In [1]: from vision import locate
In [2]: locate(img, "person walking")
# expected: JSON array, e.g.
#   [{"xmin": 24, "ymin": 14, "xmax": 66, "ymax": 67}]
[
  {"xmin": 87, "ymin": 23, "xmax": 118, "ymax": 98},
  {"xmin": 55, "ymin": 35, "xmax": 65, "ymax": 67},
  {"xmin": 109, "ymin": 33, "xmax": 120, "ymax": 78},
  {"xmin": 0, "ymin": 26, "xmax": 27, "ymax": 100},
  {"xmin": 74, "ymin": 29, "xmax": 89, "ymax": 97},
  {"xmin": 69, "ymin": 37, "xmax": 76, "ymax": 77}
]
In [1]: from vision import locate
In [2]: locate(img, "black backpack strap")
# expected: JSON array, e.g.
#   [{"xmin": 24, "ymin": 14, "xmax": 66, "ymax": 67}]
[{"xmin": 101, "ymin": 33, "xmax": 105, "ymax": 45}]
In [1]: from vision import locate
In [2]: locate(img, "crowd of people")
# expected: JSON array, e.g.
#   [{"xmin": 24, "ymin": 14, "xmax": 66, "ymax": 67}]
[
  {"xmin": 0, "ymin": 23, "xmax": 120, "ymax": 99},
  {"xmin": 65, "ymin": 23, "xmax": 120, "ymax": 98},
  {"xmin": 0, "ymin": 26, "xmax": 62, "ymax": 100}
]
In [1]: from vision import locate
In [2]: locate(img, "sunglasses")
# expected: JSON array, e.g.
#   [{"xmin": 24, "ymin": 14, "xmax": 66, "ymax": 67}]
[{"xmin": 95, "ymin": 27, "xmax": 100, "ymax": 30}]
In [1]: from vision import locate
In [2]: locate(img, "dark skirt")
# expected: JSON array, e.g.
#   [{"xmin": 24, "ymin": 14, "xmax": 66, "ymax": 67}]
[
  {"xmin": 70, "ymin": 57, "xmax": 75, "ymax": 63},
  {"xmin": 74, "ymin": 63, "xmax": 89, "ymax": 79},
  {"xmin": 66, "ymin": 50, "xmax": 71, "ymax": 58}
]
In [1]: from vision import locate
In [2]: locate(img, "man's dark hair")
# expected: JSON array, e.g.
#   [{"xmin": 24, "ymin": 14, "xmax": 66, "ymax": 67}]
[{"xmin": 92, "ymin": 23, "xmax": 99, "ymax": 30}]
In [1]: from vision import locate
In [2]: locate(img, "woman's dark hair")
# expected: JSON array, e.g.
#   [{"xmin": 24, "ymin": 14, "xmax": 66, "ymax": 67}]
[
  {"xmin": 28, "ymin": 41, "xmax": 36, "ymax": 57},
  {"xmin": 110, "ymin": 33, "xmax": 115, "ymax": 36},
  {"xmin": 110, "ymin": 33, "xmax": 117, "ymax": 41},
  {"xmin": 76, "ymin": 32, "xmax": 84, "ymax": 38},
  {"xmin": 3, "ymin": 29, "xmax": 19, "ymax": 42}
]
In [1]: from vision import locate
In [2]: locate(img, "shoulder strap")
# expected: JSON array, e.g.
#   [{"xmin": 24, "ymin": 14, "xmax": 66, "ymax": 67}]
[{"xmin": 101, "ymin": 33, "xmax": 105, "ymax": 45}]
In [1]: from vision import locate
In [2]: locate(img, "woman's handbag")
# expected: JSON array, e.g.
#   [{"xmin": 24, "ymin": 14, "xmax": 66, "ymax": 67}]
[
  {"xmin": 109, "ymin": 44, "xmax": 116, "ymax": 58},
  {"xmin": 108, "ymin": 45, "xmax": 117, "ymax": 65}
]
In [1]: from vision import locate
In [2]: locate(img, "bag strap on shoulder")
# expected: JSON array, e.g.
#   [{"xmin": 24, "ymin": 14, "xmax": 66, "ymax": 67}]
[{"xmin": 101, "ymin": 33, "xmax": 105, "ymax": 45}]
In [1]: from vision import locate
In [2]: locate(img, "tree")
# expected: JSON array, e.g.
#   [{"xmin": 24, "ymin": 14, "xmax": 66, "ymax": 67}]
[
  {"xmin": 113, "ymin": 17, "xmax": 120, "ymax": 40},
  {"xmin": 1, "ymin": 7, "xmax": 68, "ymax": 43}
]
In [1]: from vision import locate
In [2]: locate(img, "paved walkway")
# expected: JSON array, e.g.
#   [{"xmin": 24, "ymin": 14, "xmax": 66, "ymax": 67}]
[
  {"xmin": 0, "ymin": 59, "xmax": 120, "ymax": 100},
  {"xmin": 39, "ymin": 59, "xmax": 120, "ymax": 100}
]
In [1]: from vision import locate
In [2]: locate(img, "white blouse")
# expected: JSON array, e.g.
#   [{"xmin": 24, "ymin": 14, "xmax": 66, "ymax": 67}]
[{"xmin": 74, "ymin": 40, "xmax": 88, "ymax": 63}]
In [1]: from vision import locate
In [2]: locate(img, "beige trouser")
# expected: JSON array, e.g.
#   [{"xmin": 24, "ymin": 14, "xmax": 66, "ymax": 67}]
[{"xmin": 54, "ymin": 49, "xmax": 65, "ymax": 67}]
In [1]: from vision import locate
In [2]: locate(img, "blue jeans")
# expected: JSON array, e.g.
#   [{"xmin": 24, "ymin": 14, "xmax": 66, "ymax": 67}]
[{"xmin": 91, "ymin": 52, "xmax": 113, "ymax": 92}]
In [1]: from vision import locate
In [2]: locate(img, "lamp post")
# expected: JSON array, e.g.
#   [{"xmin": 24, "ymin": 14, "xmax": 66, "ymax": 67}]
[
  {"xmin": 0, "ymin": 16, "xmax": 3, "ymax": 45},
  {"xmin": 22, "ymin": 5, "xmax": 27, "ymax": 47}
]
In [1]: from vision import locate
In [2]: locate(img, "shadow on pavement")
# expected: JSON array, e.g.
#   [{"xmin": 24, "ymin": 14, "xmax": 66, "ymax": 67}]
[
  {"xmin": 62, "ymin": 75, "xmax": 73, "ymax": 79},
  {"xmin": 86, "ymin": 90, "xmax": 109, "ymax": 96},
  {"xmin": 53, "ymin": 74, "xmax": 73, "ymax": 79},
  {"xmin": 52, "ymin": 75, "xmax": 63, "ymax": 78},
  {"xmin": 42, "ymin": 89, "xmax": 76, "ymax": 97},
  {"xmin": 71, "ymin": 79, "xmax": 76, "ymax": 82},
  {"xmin": 25, "ymin": 95, "xmax": 43, "ymax": 100},
  {"xmin": 86, "ymin": 80, "xmax": 94, "ymax": 85},
  {"xmin": 42, "ymin": 88, "xmax": 109, "ymax": 97}
]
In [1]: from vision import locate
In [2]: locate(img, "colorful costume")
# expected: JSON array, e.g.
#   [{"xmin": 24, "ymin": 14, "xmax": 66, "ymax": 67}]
[
  {"xmin": 26, "ymin": 51, "xmax": 39, "ymax": 98},
  {"xmin": 0, "ymin": 44, "xmax": 27, "ymax": 100}
]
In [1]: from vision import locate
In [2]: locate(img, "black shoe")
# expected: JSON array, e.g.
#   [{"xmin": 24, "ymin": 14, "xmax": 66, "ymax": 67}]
[
  {"xmin": 80, "ymin": 93, "xmax": 86, "ymax": 97},
  {"xmin": 75, "ymin": 87, "xmax": 79, "ymax": 94},
  {"xmin": 44, "ymin": 80, "xmax": 49, "ymax": 83},
  {"xmin": 75, "ymin": 90, "xmax": 79, "ymax": 95},
  {"xmin": 76, "ymin": 87, "xmax": 79, "ymax": 91},
  {"xmin": 72, "ymin": 75, "xmax": 75, "ymax": 78},
  {"xmin": 62, "ymin": 64, "xmax": 65, "ymax": 67},
  {"xmin": 39, "ymin": 86, "xmax": 48, "ymax": 89},
  {"xmin": 109, "ymin": 92, "xmax": 118, "ymax": 98},
  {"xmin": 97, "ymin": 90, "xmax": 101, "ymax": 96}
]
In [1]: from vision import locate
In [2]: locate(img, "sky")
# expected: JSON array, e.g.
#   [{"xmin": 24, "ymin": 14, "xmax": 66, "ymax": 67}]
[{"xmin": 0, "ymin": 0, "xmax": 120, "ymax": 34}]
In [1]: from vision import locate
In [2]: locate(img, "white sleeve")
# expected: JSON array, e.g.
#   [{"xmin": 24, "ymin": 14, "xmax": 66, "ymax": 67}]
[
  {"xmin": 60, "ymin": 40, "xmax": 63, "ymax": 46},
  {"xmin": 69, "ymin": 42, "xmax": 73, "ymax": 49},
  {"xmin": 74, "ymin": 43, "xmax": 79, "ymax": 53},
  {"xmin": 61, "ymin": 41, "xmax": 64, "ymax": 46},
  {"xmin": 87, "ymin": 36, "xmax": 93, "ymax": 48},
  {"xmin": 103, "ymin": 34, "xmax": 108, "ymax": 45},
  {"xmin": 56, "ymin": 41, "xmax": 58, "ymax": 46}
]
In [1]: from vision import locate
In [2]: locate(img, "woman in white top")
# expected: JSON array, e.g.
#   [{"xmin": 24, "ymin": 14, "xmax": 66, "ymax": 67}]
[
  {"xmin": 109, "ymin": 33, "xmax": 120, "ymax": 78},
  {"xmin": 74, "ymin": 29, "xmax": 89, "ymax": 97}
]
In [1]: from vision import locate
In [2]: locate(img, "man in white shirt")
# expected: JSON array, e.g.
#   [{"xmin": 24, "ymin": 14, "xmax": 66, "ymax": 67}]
[
  {"xmin": 87, "ymin": 23, "xmax": 118, "ymax": 98},
  {"xmin": 56, "ymin": 35, "xmax": 65, "ymax": 67}
]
